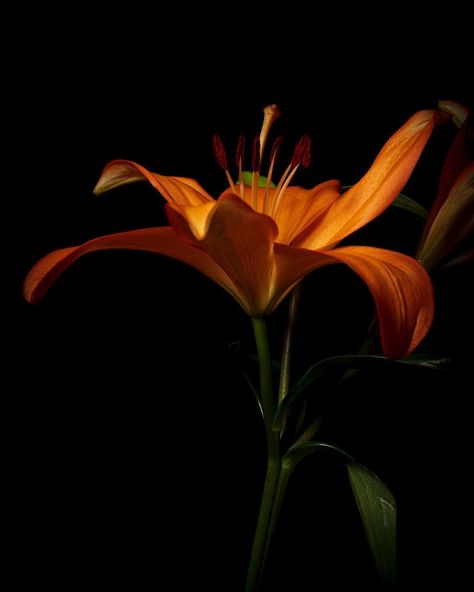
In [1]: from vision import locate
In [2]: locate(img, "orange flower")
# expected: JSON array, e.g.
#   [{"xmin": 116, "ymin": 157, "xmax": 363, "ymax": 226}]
[
  {"xmin": 417, "ymin": 101, "xmax": 474, "ymax": 271},
  {"xmin": 24, "ymin": 107, "xmax": 438, "ymax": 358}
]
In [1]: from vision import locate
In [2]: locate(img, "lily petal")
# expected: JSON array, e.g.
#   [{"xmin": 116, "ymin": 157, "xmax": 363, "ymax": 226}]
[
  {"xmin": 216, "ymin": 186, "xmax": 271, "ymax": 212},
  {"xmin": 168, "ymin": 201, "xmax": 217, "ymax": 240},
  {"xmin": 298, "ymin": 110, "xmax": 438, "ymax": 249},
  {"xmin": 272, "ymin": 245, "xmax": 434, "ymax": 358},
  {"xmin": 214, "ymin": 182, "xmax": 340, "ymax": 246},
  {"xmin": 422, "ymin": 111, "xmax": 472, "ymax": 240},
  {"xmin": 93, "ymin": 160, "xmax": 213, "ymax": 205},
  {"xmin": 438, "ymin": 101, "xmax": 471, "ymax": 128},
  {"xmin": 167, "ymin": 192, "xmax": 278, "ymax": 316},
  {"xmin": 274, "ymin": 180, "xmax": 341, "ymax": 245},
  {"xmin": 23, "ymin": 227, "xmax": 246, "ymax": 309},
  {"xmin": 418, "ymin": 162, "xmax": 474, "ymax": 270}
]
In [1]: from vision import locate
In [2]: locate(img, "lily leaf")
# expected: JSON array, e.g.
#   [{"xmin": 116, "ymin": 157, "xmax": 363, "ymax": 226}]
[
  {"xmin": 342, "ymin": 186, "xmax": 428, "ymax": 219},
  {"xmin": 391, "ymin": 193, "xmax": 428, "ymax": 219},
  {"xmin": 283, "ymin": 441, "xmax": 352, "ymax": 472},
  {"xmin": 273, "ymin": 354, "xmax": 449, "ymax": 430},
  {"xmin": 291, "ymin": 417, "xmax": 323, "ymax": 447},
  {"xmin": 347, "ymin": 462, "xmax": 397, "ymax": 584},
  {"xmin": 241, "ymin": 171, "xmax": 276, "ymax": 188},
  {"xmin": 403, "ymin": 353, "xmax": 453, "ymax": 369}
]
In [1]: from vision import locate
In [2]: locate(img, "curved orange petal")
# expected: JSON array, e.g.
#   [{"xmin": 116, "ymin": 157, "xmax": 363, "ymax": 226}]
[
  {"xmin": 93, "ymin": 160, "xmax": 213, "ymax": 206},
  {"xmin": 214, "ymin": 182, "xmax": 340, "ymax": 245},
  {"xmin": 168, "ymin": 201, "xmax": 217, "ymax": 240},
  {"xmin": 277, "ymin": 181, "xmax": 341, "ymax": 246},
  {"xmin": 23, "ymin": 227, "xmax": 246, "ymax": 310},
  {"xmin": 271, "ymin": 244, "xmax": 433, "ymax": 358},
  {"xmin": 167, "ymin": 192, "xmax": 278, "ymax": 316},
  {"xmin": 298, "ymin": 110, "xmax": 438, "ymax": 250},
  {"xmin": 216, "ymin": 185, "xmax": 267, "ymax": 211}
]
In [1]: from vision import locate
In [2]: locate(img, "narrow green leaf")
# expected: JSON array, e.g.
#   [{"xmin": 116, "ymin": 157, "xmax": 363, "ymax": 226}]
[
  {"xmin": 273, "ymin": 354, "xmax": 448, "ymax": 430},
  {"xmin": 391, "ymin": 193, "xmax": 428, "ymax": 219},
  {"xmin": 403, "ymin": 353, "xmax": 453, "ymax": 369},
  {"xmin": 291, "ymin": 417, "xmax": 323, "ymax": 447},
  {"xmin": 294, "ymin": 397, "xmax": 308, "ymax": 436},
  {"xmin": 347, "ymin": 462, "xmax": 397, "ymax": 583},
  {"xmin": 342, "ymin": 186, "xmax": 428, "ymax": 219},
  {"xmin": 240, "ymin": 171, "xmax": 276, "ymax": 187},
  {"xmin": 282, "ymin": 441, "xmax": 353, "ymax": 471}
]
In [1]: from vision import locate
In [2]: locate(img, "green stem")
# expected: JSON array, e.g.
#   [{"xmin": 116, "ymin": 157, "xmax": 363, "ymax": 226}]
[
  {"xmin": 245, "ymin": 318, "xmax": 280, "ymax": 592},
  {"xmin": 251, "ymin": 318, "xmax": 276, "ymax": 425},
  {"xmin": 278, "ymin": 285, "xmax": 301, "ymax": 404},
  {"xmin": 260, "ymin": 465, "xmax": 292, "ymax": 570},
  {"xmin": 245, "ymin": 456, "xmax": 281, "ymax": 591}
]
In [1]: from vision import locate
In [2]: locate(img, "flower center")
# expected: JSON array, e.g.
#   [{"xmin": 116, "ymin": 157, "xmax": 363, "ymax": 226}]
[{"xmin": 213, "ymin": 104, "xmax": 312, "ymax": 217}]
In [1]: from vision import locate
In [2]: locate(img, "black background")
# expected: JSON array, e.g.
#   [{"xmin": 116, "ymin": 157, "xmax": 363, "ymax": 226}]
[{"xmin": 8, "ymin": 7, "xmax": 474, "ymax": 591}]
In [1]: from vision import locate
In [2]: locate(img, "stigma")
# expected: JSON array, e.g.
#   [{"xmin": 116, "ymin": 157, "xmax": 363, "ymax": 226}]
[{"xmin": 213, "ymin": 104, "xmax": 312, "ymax": 217}]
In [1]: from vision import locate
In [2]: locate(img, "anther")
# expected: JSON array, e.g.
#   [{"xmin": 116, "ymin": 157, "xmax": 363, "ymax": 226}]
[
  {"xmin": 302, "ymin": 137, "xmax": 312, "ymax": 169},
  {"xmin": 270, "ymin": 136, "xmax": 285, "ymax": 164},
  {"xmin": 290, "ymin": 135, "xmax": 311, "ymax": 167},
  {"xmin": 212, "ymin": 134, "xmax": 228, "ymax": 170},
  {"xmin": 235, "ymin": 135, "xmax": 246, "ymax": 169},
  {"xmin": 213, "ymin": 134, "xmax": 236, "ymax": 192}
]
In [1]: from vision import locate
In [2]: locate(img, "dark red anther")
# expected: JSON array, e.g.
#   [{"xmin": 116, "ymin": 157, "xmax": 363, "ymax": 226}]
[
  {"xmin": 212, "ymin": 134, "xmax": 228, "ymax": 170},
  {"xmin": 235, "ymin": 135, "xmax": 246, "ymax": 168},
  {"xmin": 302, "ymin": 136, "xmax": 312, "ymax": 169},
  {"xmin": 251, "ymin": 135, "xmax": 261, "ymax": 172},
  {"xmin": 270, "ymin": 135, "xmax": 284, "ymax": 163},
  {"xmin": 290, "ymin": 134, "xmax": 311, "ymax": 167}
]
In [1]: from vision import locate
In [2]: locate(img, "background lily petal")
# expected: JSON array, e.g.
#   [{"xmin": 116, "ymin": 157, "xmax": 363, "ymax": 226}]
[
  {"xmin": 298, "ymin": 110, "xmax": 438, "ymax": 249},
  {"xmin": 421, "ymin": 107, "xmax": 472, "ymax": 241},
  {"xmin": 271, "ymin": 244, "xmax": 434, "ymax": 358},
  {"xmin": 438, "ymin": 101, "xmax": 471, "ymax": 128},
  {"xmin": 418, "ymin": 162, "xmax": 474, "ymax": 270},
  {"xmin": 23, "ymin": 227, "xmax": 246, "ymax": 309},
  {"xmin": 94, "ymin": 159, "xmax": 213, "ymax": 205}
]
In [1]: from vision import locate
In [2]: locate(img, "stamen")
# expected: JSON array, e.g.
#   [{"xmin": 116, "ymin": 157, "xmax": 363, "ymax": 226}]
[
  {"xmin": 259, "ymin": 104, "xmax": 281, "ymax": 159},
  {"xmin": 252, "ymin": 136, "xmax": 261, "ymax": 210},
  {"xmin": 212, "ymin": 134, "xmax": 227, "ymax": 170},
  {"xmin": 263, "ymin": 136, "xmax": 284, "ymax": 214},
  {"xmin": 270, "ymin": 163, "xmax": 292, "ymax": 217},
  {"xmin": 235, "ymin": 135, "xmax": 246, "ymax": 169},
  {"xmin": 235, "ymin": 135, "xmax": 246, "ymax": 199},
  {"xmin": 270, "ymin": 135, "xmax": 285, "ymax": 164},
  {"xmin": 213, "ymin": 133, "xmax": 236, "ymax": 193},
  {"xmin": 270, "ymin": 135, "xmax": 312, "ymax": 217},
  {"xmin": 275, "ymin": 164, "xmax": 300, "ymax": 209},
  {"xmin": 290, "ymin": 134, "xmax": 311, "ymax": 167},
  {"xmin": 302, "ymin": 136, "xmax": 312, "ymax": 169},
  {"xmin": 252, "ymin": 136, "xmax": 261, "ymax": 172}
]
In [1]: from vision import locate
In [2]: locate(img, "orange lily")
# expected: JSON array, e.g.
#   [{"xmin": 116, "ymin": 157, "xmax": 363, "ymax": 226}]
[
  {"xmin": 24, "ymin": 106, "xmax": 438, "ymax": 358},
  {"xmin": 417, "ymin": 101, "xmax": 474, "ymax": 271}
]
